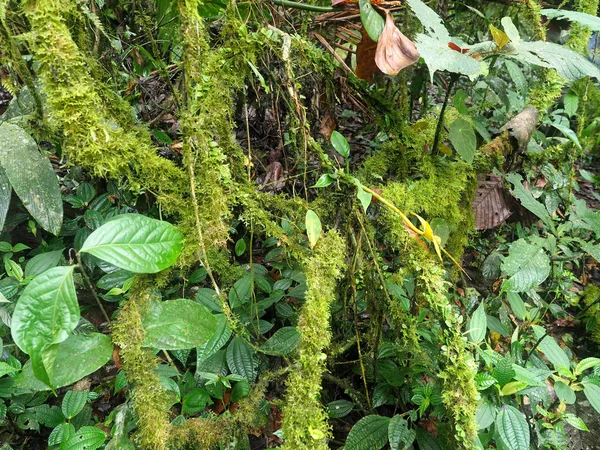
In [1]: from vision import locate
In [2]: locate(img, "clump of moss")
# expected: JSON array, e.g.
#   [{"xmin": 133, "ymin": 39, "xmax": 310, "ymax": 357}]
[
  {"xmin": 281, "ymin": 231, "xmax": 346, "ymax": 449},
  {"xmin": 111, "ymin": 287, "xmax": 171, "ymax": 450}
]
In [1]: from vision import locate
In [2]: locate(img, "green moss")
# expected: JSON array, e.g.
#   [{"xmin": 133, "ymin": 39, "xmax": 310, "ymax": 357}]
[{"xmin": 281, "ymin": 231, "xmax": 346, "ymax": 449}]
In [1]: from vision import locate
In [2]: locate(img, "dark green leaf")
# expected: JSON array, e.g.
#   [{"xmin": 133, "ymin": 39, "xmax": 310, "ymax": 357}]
[
  {"xmin": 493, "ymin": 355, "xmax": 515, "ymax": 388},
  {"xmin": 226, "ymin": 336, "xmax": 257, "ymax": 383},
  {"xmin": 0, "ymin": 123, "xmax": 63, "ymax": 234},
  {"xmin": 80, "ymin": 214, "xmax": 184, "ymax": 273},
  {"xmin": 388, "ymin": 415, "xmax": 415, "ymax": 450},
  {"xmin": 62, "ymin": 390, "xmax": 88, "ymax": 419},
  {"xmin": 330, "ymin": 130, "xmax": 350, "ymax": 158},
  {"xmin": 76, "ymin": 183, "xmax": 96, "ymax": 204},
  {"xmin": 261, "ymin": 327, "xmax": 300, "ymax": 355},
  {"xmin": 59, "ymin": 425, "xmax": 106, "ymax": 450},
  {"xmin": 359, "ymin": 0, "xmax": 384, "ymax": 41},
  {"xmin": 234, "ymin": 239, "xmax": 246, "ymax": 257},
  {"xmin": 345, "ymin": 415, "xmax": 391, "ymax": 450},
  {"xmin": 327, "ymin": 400, "xmax": 354, "ymax": 419},
  {"xmin": 494, "ymin": 405, "xmax": 529, "ymax": 450},
  {"xmin": 142, "ymin": 299, "xmax": 217, "ymax": 350},
  {"xmin": 182, "ymin": 388, "xmax": 212, "ymax": 415},
  {"xmin": 24, "ymin": 249, "xmax": 64, "ymax": 279}
]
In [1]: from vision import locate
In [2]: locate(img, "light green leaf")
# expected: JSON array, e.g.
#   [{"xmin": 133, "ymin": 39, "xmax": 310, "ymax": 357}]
[
  {"xmin": 506, "ymin": 173, "xmax": 553, "ymax": 227},
  {"xmin": 142, "ymin": 299, "xmax": 217, "ymax": 350},
  {"xmin": 313, "ymin": 174, "xmax": 334, "ymax": 188},
  {"xmin": 62, "ymin": 390, "xmax": 88, "ymax": 419},
  {"xmin": 0, "ymin": 168, "xmax": 9, "ymax": 231},
  {"xmin": 552, "ymin": 123, "xmax": 582, "ymax": 150},
  {"xmin": 563, "ymin": 413, "xmax": 588, "ymax": 431},
  {"xmin": 330, "ymin": 130, "xmax": 350, "ymax": 159},
  {"xmin": 24, "ymin": 249, "xmax": 64, "ymax": 279},
  {"xmin": 495, "ymin": 405, "xmax": 529, "ymax": 450},
  {"xmin": 27, "ymin": 404, "xmax": 64, "ymax": 427},
  {"xmin": 414, "ymin": 34, "xmax": 483, "ymax": 82},
  {"xmin": 305, "ymin": 210, "xmax": 322, "ymax": 249},
  {"xmin": 11, "ymin": 266, "xmax": 78, "ymax": 355},
  {"xmin": 504, "ymin": 60, "xmax": 526, "ymax": 93},
  {"xmin": 564, "ymin": 92, "xmax": 579, "ymax": 117},
  {"xmin": 554, "ymin": 381, "xmax": 576, "ymax": 404},
  {"xmin": 476, "ymin": 400, "xmax": 497, "ymax": 430},
  {"xmin": 357, "ymin": 184, "xmax": 373, "ymax": 212},
  {"xmin": 49, "ymin": 423, "xmax": 76, "ymax": 446},
  {"xmin": 59, "ymin": 425, "xmax": 106, "ymax": 450},
  {"xmin": 359, "ymin": 0, "xmax": 384, "ymax": 41},
  {"xmin": 584, "ymin": 382, "xmax": 600, "ymax": 414},
  {"xmin": 327, "ymin": 400, "xmax": 354, "ymax": 419},
  {"xmin": 449, "ymin": 119, "xmax": 477, "ymax": 164},
  {"xmin": 345, "ymin": 415, "xmax": 391, "ymax": 450},
  {"xmin": 512, "ymin": 365, "xmax": 546, "ymax": 387},
  {"xmin": 501, "ymin": 380, "xmax": 528, "ymax": 396},
  {"xmin": 506, "ymin": 292, "xmax": 526, "ymax": 320},
  {"xmin": 14, "ymin": 333, "xmax": 113, "ymax": 391},
  {"xmin": 80, "ymin": 214, "xmax": 184, "ymax": 273},
  {"xmin": 501, "ymin": 17, "xmax": 521, "ymax": 47},
  {"xmin": 388, "ymin": 415, "xmax": 415, "ymax": 450},
  {"xmin": 576, "ymin": 357, "xmax": 600, "ymax": 375},
  {"xmin": 0, "ymin": 123, "xmax": 63, "ymax": 234},
  {"xmin": 260, "ymin": 327, "xmax": 300, "ymax": 355},
  {"xmin": 468, "ymin": 302, "xmax": 487, "ymax": 343},
  {"xmin": 226, "ymin": 336, "xmax": 257, "ymax": 383},
  {"xmin": 532, "ymin": 325, "xmax": 570, "ymax": 369},
  {"xmin": 501, "ymin": 238, "xmax": 550, "ymax": 293},
  {"xmin": 581, "ymin": 242, "xmax": 600, "ymax": 263},
  {"xmin": 406, "ymin": 0, "xmax": 449, "ymax": 41},
  {"xmin": 541, "ymin": 9, "xmax": 600, "ymax": 31}
]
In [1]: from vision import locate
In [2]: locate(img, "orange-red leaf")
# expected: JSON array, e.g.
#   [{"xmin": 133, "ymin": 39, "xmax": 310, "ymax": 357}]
[{"xmin": 355, "ymin": 27, "xmax": 378, "ymax": 81}]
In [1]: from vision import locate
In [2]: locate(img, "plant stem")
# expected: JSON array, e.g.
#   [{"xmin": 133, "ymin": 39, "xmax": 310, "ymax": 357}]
[
  {"xmin": 432, "ymin": 73, "xmax": 459, "ymax": 155},
  {"xmin": 76, "ymin": 254, "xmax": 111, "ymax": 324},
  {"xmin": 269, "ymin": 0, "xmax": 338, "ymax": 12}
]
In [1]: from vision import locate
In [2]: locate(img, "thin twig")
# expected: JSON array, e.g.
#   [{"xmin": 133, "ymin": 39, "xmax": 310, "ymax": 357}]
[{"xmin": 75, "ymin": 253, "xmax": 111, "ymax": 324}]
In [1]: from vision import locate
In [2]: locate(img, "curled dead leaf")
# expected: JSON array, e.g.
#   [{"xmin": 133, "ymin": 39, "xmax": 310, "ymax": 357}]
[
  {"xmin": 356, "ymin": 28, "xmax": 378, "ymax": 82},
  {"xmin": 374, "ymin": 12, "xmax": 420, "ymax": 76}
]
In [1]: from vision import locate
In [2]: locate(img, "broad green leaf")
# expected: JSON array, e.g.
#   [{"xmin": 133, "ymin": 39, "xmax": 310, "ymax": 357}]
[
  {"xmin": 356, "ymin": 184, "xmax": 373, "ymax": 213},
  {"xmin": 512, "ymin": 365, "xmax": 546, "ymax": 387},
  {"xmin": 504, "ymin": 60, "xmax": 526, "ymax": 93},
  {"xmin": 552, "ymin": 123, "xmax": 582, "ymax": 150},
  {"xmin": 27, "ymin": 404, "xmax": 64, "ymax": 427},
  {"xmin": 62, "ymin": 390, "xmax": 88, "ymax": 419},
  {"xmin": 495, "ymin": 405, "xmax": 529, "ymax": 450},
  {"xmin": 475, "ymin": 372, "xmax": 497, "ymax": 390},
  {"xmin": 414, "ymin": 34, "xmax": 483, "ymax": 82},
  {"xmin": 96, "ymin": 269, "xmax": 133, "ymax": 291},
  {"xmin": 0, "ymin": 123, "xmax": 63, "ymax": 234},
  {"xmin": 563, "ymin": 92, "xmax": 579, "ymax": 117},
  {"xmin": 49, "ymin": 423, "xmax": 76, "ymax": 446},
  {"xmin": 406, "ymin": 0, "xmax": 449, "ymax": 42},
  {"xmin": 24, "ymin": 249, "xmax": 64, "ymax": 279},
  {"xmin": 476, "ymin": 400, "xmax": 497, "ymax": 430},
  {"xmin": 501, "ymin": 381, "xmax": 528, "ymax": 396},
  {"xmin": 305, "ymin": 210, "xmax": 321, "ymax": 249},
  {"xmin": 11, "ymin": 266, "xmax": 78, "ymax": 355},
  {"xmin": 554, "ymin": 381, "xmax": 576, "ymax": 404},
  {"xmin": 468, "ymin": 302, "xmax": 487, "ymax": 343},
  {"xmin": 0, "ymin": 168, "xmax": 9, "ymax": 231},
  {"xmin": 313, "ymin": 174, "xmax": 334, "ymax": 188},
  {"xmin": 576, "ymin": 357, "xmax": 600, "ymax": 375},
  {"xmin": 59, "ymin": 425, "xmax": 106, "ymax": 450},
  {"xmin": 506, "ymin": 292, "xmax": 526, "ymax": 320},
  {"xmin": 388, "ymin": 415, "xmax": 415, "ymax": 450},
  {"xmin": 330, "ymin": 130, "xmax": 350, "ymax": 158},
  {"xmin": 563, "ymin": 413, "xmax": 588, "ymax": 431},
  {"xmin": 231, "ymin": 379, "xmax": 250, "ymax": 403},
  {"xmin": 14, "ymin": 333, "xmax": 113, "ymax": 391},
  {"xmin": 541, "ymin": 9, "xmax": 600, "ymax": 31},
  {"xmin": 327, "ymin": 400, "xmax": 354, "ymax": 419},
  {"xmin": 76, "ymin": 182, "xmax": 96, "ymax": 204},
  {"xmin": 359, "ymin": 0, "xmax": 384, "ymax": 41},
  {"xmin": 234, "ymin": 238, "xmax": 246, "ymax": 257},
  {"xmin": 142, "ymin": 299, "xmax": 217, "ymax": 350},
  {"xmin": 449, "ymin": 119, "xmax": 476, "ymax": 164},
  {"xmin": 80, "ymin": 214, "xmax": 184, "ymax": 273},
  {"xmin": 260, "ymin": 327, "xmax": 300, "ymax": 355},
  {"xmin": 584, "ymin": 382, "xmax": 600, "ymax": 414},
  {"xmin": 501, "ymin": 17, "xmax": 520, "ymax": 46},
  {"xmin": 182, "ymin": 388, "xmax": 212, "ymax": 415},
  {"xmin": 196, "ymin": 314, "xmax": 231, "ymax": 365},
  {"xmin": 345, "ymin": 415, "xmax": 391, "ymax": 450},
  {"xmin": 532, "ymin": 325, "xmax": 570, "ymax": 369},
  {"xmin": 506, "ymin": 173, "xmax": 553, "ymax": 227},
  {"xmin": 226, "ymin": 336, "xmax": 257, "ymax": 382},
  {"xmin": 501, "ymin": 238, "xmax": 550, "ymax": 293},
  {"xmin": 493, "ymin": 355, "xmax": 515, "ymax": 388},
  {"xmin": 0, "ymin": 361, "xmax": 18, "ymax": 378},
  {"xmin": 229, "ymin": 274, "xmax": 253, "ymax": 307},
  {"xmin": 581, "ymin": 242, "xmax": 600, "ymax": 263}
]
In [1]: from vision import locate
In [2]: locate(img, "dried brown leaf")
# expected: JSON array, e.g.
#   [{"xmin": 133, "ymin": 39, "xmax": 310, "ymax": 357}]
[
  {"xmin": 374, "ymin": 12, "xmax": 420, "ymax": 76},
  {"xmin": 356, "ymin": 27, "xmax": 378, "ymax": 81},
  {"xmin": 473, "ymin": 173, "xmax": 513, "ymax": 230}
]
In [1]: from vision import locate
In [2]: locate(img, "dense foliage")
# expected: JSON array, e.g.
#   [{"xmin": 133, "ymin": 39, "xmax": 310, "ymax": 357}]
[{"xmin": 0, "ymin": 0, "xmax": 600, "ymax": 449}]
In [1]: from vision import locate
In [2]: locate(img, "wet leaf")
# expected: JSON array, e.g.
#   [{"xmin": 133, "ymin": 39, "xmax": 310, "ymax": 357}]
[{"xmin": 374, "ymin": 12, "xmax": 419, "ymax": 76}]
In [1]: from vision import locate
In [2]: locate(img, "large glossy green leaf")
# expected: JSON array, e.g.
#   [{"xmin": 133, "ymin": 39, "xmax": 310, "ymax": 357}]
[
  {"xmin": 0, "ymin": 123, "xmax": 63, "ymax": 234},
  {"xmin": 541, "ymin": 9, "xmax": 600, "ymax": 31},
  {"xmin": 0, "ymin": 168, "xmax": 9, "ymax": 231},
  {"xmin": 142, "ymin": 299, "xmax": 217, "ymax": 350},
  {"xmin": 449, "ymin": 119, "xmax": 476, "ymax": 164},
  {"xmin": 495, "ymin": 405, "xmax": 529, "ymax": 450},
  {"xmin": 14, "ymin": 333, "xmax": 113, "ymax": 391},
  {"xmin": 11, "ymin": 266, "xmax": 79, "ymax": 354},
  {"xmin": 388, "ymin": 415, "xmax": 415, "ymax": 450},
  {"xmin": 468, "ymin": 302, "xmax": 487, "ymax": 343},
  {"xmin": 501, "ymin": 238, "xmax": 550, "ymax": 293},
  {"xmin": 327, "ymin": 400, "xmax": 354, "ymax": 419},
  {"xmin": 532, "ymin": 325, "xmax": 570, "ymax": 369},
  {"xmin": 414, "ymin": 34, "xmax": 483, "ymax": 82},
  {"xmin": 226, "ymin": 336, "xmax": 257, "ymax": 382},
  {"xmin": 59, "ymin": 425, "xmax": 106, "ymax": 450},
  {"xmin": 359, "ymin": 0, "xmax": 384, "ymax": 41},
  {"xmin": 24, "ymin": 249, "xmax": 64, "ymax": 279},
  {"xmin": 330, "ymin": 131, "xmax": 350, "ymax": 159},
  {"xmin": 62, "ymin": 390, "xmax": 88, "ymax": 419},
  {"xmin": 79, "ymin": 214, "xmax": 184, "ymax": 273},
  {"xmin": 260, "ymin": 327, "xmax": 300, "ymax": 355},
  {"xmin": 345, "ymin": 415, "xmax": 391, "ymax": 450}
]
